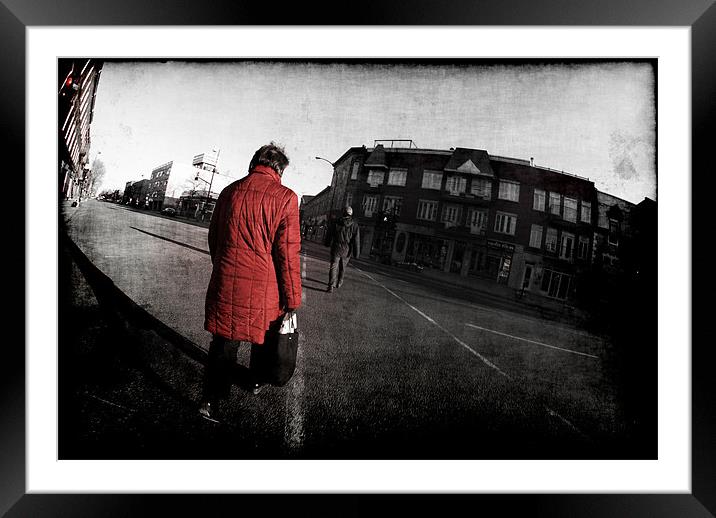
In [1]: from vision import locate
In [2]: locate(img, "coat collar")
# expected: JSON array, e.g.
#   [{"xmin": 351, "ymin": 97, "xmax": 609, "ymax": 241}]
[{"xmin": 251, "ymin": 164, "xmax": 282, "ymax": 183}]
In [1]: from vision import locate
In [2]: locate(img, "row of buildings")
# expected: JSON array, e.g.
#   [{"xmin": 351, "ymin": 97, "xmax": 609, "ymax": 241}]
[
  {"xmin": 59, "ymin": 59, "xmax": 103, "ymax": 202},
  {"xmin": 121, "ymin": 150, "xmax": 234, "ymax": 220},
  {"xmin": 300, "ymin": 140, "xmax": 656, "ymax": 308}
]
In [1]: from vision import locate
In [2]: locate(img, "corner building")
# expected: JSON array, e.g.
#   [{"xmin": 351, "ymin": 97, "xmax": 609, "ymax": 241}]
[{"xmin": 332, "ymin": 143, "xmax": 605, "ymax": 303}]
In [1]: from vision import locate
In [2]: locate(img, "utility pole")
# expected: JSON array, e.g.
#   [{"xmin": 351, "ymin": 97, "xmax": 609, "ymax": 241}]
[{"xmin": 196, "ymin": 148, "xmax": 220, "ymax": 220}]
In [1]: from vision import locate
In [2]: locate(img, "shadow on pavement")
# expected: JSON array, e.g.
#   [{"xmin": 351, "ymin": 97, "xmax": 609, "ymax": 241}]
[{"xmin": 62, "ymin": 232, "xmax": 208, "ymax": 365}]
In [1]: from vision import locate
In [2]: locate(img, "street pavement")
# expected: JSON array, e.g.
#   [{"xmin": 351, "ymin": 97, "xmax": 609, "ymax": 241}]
[{"xmin": 59, "ymin": 199, "xmax": 651, "ymax": 460}]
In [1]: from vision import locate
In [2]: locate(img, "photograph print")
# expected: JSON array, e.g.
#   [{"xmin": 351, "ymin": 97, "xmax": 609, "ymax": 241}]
[{"xmin": 58, "ymin": 58, "xmax": 657, "ymax": 461}]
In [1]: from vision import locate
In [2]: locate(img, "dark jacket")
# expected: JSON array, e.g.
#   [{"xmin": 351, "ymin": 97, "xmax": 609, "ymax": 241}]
[
  {"xmin": 325, "ymin": 215, "xmax": 360, "ymax": 259},
  {"xmin": 204, "ymin": 165, "xmax": 302, "ymax": 344}
]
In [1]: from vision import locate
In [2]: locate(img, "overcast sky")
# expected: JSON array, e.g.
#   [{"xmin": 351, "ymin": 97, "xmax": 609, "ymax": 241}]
[{"xmin": 89, "ymin": 60, "xmax": 656, "ymax": 204}]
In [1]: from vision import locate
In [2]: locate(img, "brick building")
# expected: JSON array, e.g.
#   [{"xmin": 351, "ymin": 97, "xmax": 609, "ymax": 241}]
[
  {"xmin": 317, "ymin": 141, "xmax": 646, "ymax": 304},
  {"xmin": 58, "ymin": 59, "xmax": 103, "ymax": 201}
]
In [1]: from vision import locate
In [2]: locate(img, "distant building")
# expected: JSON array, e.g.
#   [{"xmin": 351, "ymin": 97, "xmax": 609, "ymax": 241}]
[
  {"xmin": 306, "ymin": 141, "xmax": 654, "ymax": 305},
  {"xmin": 300, "ymin": 187, "xmax": 332, "ymax": 242},
  {"xmin": 123, "ymin": 179, "xmax": 149, "ymax": 208},
  {"xmin": 592, "ymin": 191, "xmax": 635, "ymax": 272},
  {"xmin": 143, "ymin": 151, "xmax": 232, "ymax": 217}
]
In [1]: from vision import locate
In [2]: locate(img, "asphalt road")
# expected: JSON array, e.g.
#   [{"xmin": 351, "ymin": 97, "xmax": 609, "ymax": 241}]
[{"xmin": 59, "ymin": 200, "xmax": 651, "ymax": 460}]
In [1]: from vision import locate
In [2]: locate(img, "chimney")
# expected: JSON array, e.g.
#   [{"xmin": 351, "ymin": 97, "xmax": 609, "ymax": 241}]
[{"xmin": 530, "ymin": 157, "xmax": 534, "ymax": 167}]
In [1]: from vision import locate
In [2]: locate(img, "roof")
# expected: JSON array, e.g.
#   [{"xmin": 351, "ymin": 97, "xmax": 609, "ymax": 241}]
[
  {"xmin": 443, "ymin": 148, "xmax": 495, "ymax": 177},
  {"xmin": 364, "ymin": 144, "xmax": 389, "ymax": 170}
]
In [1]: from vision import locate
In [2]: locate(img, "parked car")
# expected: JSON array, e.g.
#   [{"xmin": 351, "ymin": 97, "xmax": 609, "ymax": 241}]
[{"xmin": 162, "ymin": 207, "xmax": 177, "ymax": 216}]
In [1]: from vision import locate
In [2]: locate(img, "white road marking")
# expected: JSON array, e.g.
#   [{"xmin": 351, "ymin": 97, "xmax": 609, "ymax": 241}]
[
  {"xmin": 352, "ymin": 263, "xmax": 602, "ymax": 342},
  {"xmin": 546, "ymin": 406, "xmax": 590, "ymax": 440},
  {"xmin": 301, "ymin": 257, "xmax": 307, "ymax": 303},
  {"xmin": 284, "ymin": 333, "xmax": 305, "ymax": 451},
  {"xmin": 357, "ymin": 269, "xmax": 510, "ymax": 379},
  {"xmin": 356, "ymin": 267, "xmax": 589, "ymax": 441},
  {"xmin": 465, "ymin": 323, "xmax": 599, "ymax": 359},
  {"xmin": 85, "ymin": 393, "xmax": 135, "ymax": 413}
]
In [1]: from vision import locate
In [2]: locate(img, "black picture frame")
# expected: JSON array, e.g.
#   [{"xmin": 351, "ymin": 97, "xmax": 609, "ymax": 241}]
[{"xmin": 7, "ymin": 1, "xmax": 710, "ymax": 515}]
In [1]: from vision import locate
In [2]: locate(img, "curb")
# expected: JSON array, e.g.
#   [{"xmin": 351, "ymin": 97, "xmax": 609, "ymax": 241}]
[{"xmin": 62, "ymin": 232, "xmax": 208, "ymax": 365}]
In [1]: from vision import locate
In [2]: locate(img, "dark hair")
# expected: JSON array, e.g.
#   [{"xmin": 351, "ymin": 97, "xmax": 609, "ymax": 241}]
[{"xmin": 249, "ymin": 142, "xmax": 289, "ymax": 176}]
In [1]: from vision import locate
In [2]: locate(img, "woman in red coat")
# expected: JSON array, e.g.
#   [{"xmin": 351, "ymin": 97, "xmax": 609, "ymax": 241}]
[{"xmin": 200, "ymin": 143, "xmax": 302, "ymax": 421}]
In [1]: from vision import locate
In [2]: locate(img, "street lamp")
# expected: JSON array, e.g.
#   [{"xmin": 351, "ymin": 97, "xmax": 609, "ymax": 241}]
[{"xmin": 315, "ymin": 156, "xmax": 338, "ymax": 218}]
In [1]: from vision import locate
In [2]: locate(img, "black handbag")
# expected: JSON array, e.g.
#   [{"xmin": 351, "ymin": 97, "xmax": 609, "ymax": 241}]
[{"xmin": 250, "ymin": 312, "xmax": 299, "ymax": 387}]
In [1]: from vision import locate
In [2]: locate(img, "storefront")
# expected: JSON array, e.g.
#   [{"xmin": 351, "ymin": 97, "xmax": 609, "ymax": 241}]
[
  {"xmin": 486, "ymin": 240, "xmax": 515, "ymax": 285},
  {"xmin": 404, "ymin": 233, "xmax": 450, "ymax": 270}
]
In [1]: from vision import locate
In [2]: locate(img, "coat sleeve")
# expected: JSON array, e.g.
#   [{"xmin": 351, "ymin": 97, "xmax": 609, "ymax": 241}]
[
  {"xmin": 323, "ymin": 220, "xmax": 333, "ymax": 247},
  {"xmin": 273, "ymin": 192, "xmax": 303, "ymax": 310},
  {"xmin": 352, "ymin": 223, "xmax": 361, "ymax": 259}
]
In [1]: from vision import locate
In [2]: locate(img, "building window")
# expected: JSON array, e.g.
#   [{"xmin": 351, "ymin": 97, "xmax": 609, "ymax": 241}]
[
  {"xmin": 608, "ymin": 219, "xmax": 620, "ymax": 246},
  {"xmin": 494, "ymin": 211, "xmax": 517, "ymax": 235},
  {"xmin": 580, "ymin": 201, "xmax": 591, "ymax": 223},
  {"xmin": 362, "ymin": 194, "xmax": 378, "ymax": 217},
  {"xmin": 421, "ymin": 170, "xmax": 443, "ymax": 190},
  {"xmin": 351, "ymin": 161, "xmax": 360, "ymax": 180},
  {"xmin": 382, "ymin": 196, "xmax": 403, "ymax": 216},
  {"xmin": 545, "ymin": 227, "xmax": 558, "ymax": 252},
  {"xmin": 540, "ymin": 269, "xmax": 571, "ymax": 299},
  {"xmin": 441, "ymin": 203, "xmax": 462, "ymax": 225},
  {"xmin": 345, "ymin": 192, "xmax": 353, "ymax": 208},
  {"xmin": 387, "ymin": 168, "xmax": 408, "ymax": 186},
  {"xmin": 598, "ymin": 206, "xmax": 609, "ymax": 228},
  {"xmin": 445, "ymin": 175, "xmax": 467, "ymax": 195},
  {"xmin": 560, "ymin": 231, "xmax": 575, "ymax": 260},
  {"xmin": 549, "ymin": 192, "xmax": 561, "ymax": 215},
  {"xmin": 533, "ymin": 189, "xmax": 546, "ymax": 211},
  {"xmin": 563, "ymin": 197, "xmax": 578, "ymax": 223},
  {"xmin": 578, "ymin": 236, "xmax": 590, "ymax": 260},
  {"xmin": 367, "ymin": 170, "xmax": 384, "ymax": 187},
  {"xmin": 498, "ymin": 180, "xmax": 520, "ymax": 202},
  {"xmin": 468, "ymin": 208, "xmax": 488, "ymax": 234},
  {"xmin": 417, "ymin": 200, "xmax": 438, "ymax": 221},
  {"xmin": 529, "ymin": 224, "xmax": 543, "ymax": 248},
  {"xmin": 470, "ymin": 178, "xmax": 492, "ymax": 199}
]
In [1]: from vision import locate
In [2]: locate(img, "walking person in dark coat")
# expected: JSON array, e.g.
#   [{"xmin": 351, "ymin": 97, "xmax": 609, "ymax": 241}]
[
  {"xmin": 325, "ymin": 206, "xmax": 360, "ymax": 292},
  {"xmin": 199, "ymin": 142, "xmax": 302, "ymax": 422}
]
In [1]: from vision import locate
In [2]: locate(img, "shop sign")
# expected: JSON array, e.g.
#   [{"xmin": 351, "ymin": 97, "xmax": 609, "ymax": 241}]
[{"xmin": 488, "ymin": 240, "xmax": 515, "ymax": 252}]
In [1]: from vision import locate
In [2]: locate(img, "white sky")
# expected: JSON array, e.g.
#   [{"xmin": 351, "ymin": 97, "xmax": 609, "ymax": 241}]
[{"xmin": 89, "ymin": 60, "xmax": 656, "ymax": 204}]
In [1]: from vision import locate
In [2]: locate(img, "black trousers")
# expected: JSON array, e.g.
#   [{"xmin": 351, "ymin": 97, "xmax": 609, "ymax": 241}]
[
  {"xmin": 202, "ymin": 337, "xmax": 249, "ymax": 402},
  {"xmin": 202, "ymin": 319, "xmax": 282, "ymax": 402},
  {"xmin": 328, "ymin": 254, "xmax": 350, "ymax": 288}
]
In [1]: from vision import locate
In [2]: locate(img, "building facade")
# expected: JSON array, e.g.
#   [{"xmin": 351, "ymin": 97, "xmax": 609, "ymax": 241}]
[
  {"xmin": 58, "ymin": 59, "xmax": 103, "ymax": 201},
  {"xmin": 142, "ymin": 151, "xmax": 231, "ymax": 217},
  {"xmin": 122, "ymin": 179, "xmax": 150, "ymax": 208},
  {"xmin": 316, "ymin": 142, "xmax": 647, "ymax": 304},
  {"xmin": 300, "ymin": 186, "xmax": 332, "ymax": 242}
]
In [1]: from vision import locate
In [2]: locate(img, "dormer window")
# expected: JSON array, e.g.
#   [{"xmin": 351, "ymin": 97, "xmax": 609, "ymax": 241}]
[
  {"xmin": 387, "ymin": 168, "xmax": 407, "ymax": 186},
  {"xmin": 445, "ymin": 175, "xmax": 466, "ymax": 195},
  {"xmin": 471, "ymin": 178, "xmax": 492, "ymax": 199},
  {"xmin": 367, "ymin": 170, "xmax": 384, "ymax": 187}
]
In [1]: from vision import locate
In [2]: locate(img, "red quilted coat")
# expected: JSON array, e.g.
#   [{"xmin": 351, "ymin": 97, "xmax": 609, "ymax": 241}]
[{"xmin": 204, "ymin": 164, "xmax": 302, "ymax": 344}]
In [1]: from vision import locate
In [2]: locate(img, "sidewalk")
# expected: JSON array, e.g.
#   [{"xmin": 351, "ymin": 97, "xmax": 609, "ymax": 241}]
[{"xmin": 299, "ymin": 238, "xmax": 592, "ymax": 328}]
